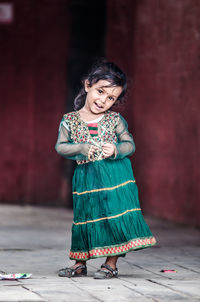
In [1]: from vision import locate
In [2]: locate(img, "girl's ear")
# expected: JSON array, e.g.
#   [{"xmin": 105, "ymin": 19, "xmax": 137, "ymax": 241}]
[{"xmin": 84, "ymin": 80, "xmax": 90, "ymax": 92}]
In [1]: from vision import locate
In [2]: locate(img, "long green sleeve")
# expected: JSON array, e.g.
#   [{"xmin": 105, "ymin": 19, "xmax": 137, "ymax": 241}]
[
  {"xmin": 113, "ymin": 114, "xmax": 136, "ymax": 159},
  {"xmin": 55, "ymin": 118, "xmax": 90, "ymax": 161}
]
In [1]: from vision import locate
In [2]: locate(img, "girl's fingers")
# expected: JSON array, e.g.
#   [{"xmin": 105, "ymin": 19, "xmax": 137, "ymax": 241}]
[
  {"xmin": 102, "ymin": 145, "xmax": 112, "ymax": 149},
  {"xmin": 91, "ymin": 145, "xmax": 99, "ymax": 150},
  {"xmin": 102, "ymin": 143, "xmax": 113, "ymax": 147},
  {"xmin": 102, "ymin": 151, "xmax": 112, "ymax": 156},
  {"xmin": 102, "ymin": 147, "xmax": 114, "ymax": 153},
  {"xmin": 102, "ymin": 153, "xmax": 109, "ymax": 158},
  {"xmin": 90, "ymin": 144, "xmax": 114, "ymax": 157},
  {"xmin": 90, "ymin": 146, "xmax": 100, "ymax": 154},
  {"xmin": 103, "ymin": 146, "xmax": 115, "ymax": 157},
  {"xmin": 102, "ymin": 143, "xmax": 114, "ymax": 148}
]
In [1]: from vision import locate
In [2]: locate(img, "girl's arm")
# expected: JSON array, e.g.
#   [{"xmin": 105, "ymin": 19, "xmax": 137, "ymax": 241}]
[
  {"xmin": 113, "ymin": 114, "xmax": 136, "ymax": 159},
  {"xmin": 55, "ymin": 119, "xmax": 91, "ymax": 161}
]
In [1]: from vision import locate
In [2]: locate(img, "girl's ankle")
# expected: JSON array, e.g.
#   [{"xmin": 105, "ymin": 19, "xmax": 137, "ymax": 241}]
[
  {"xmin": 105, "ymin": 262, "xmax": 116, "ymax": 270},
  {"xmin": 75, "ymin": 261, "xmax": 86, "ymax": 265}
]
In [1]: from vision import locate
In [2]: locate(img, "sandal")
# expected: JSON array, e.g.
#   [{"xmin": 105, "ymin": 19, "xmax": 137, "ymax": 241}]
[
  {"xmin": 93, "ymin": 263, "xmax": 118, "ymax": 279},
  {"xmin": 58, "ymin": 263, "xmax": 87, "ymax": 278}
]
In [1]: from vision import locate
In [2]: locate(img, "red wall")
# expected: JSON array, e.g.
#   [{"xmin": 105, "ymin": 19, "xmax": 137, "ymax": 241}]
[
  {"xmin": 106, "ymin": 0, "xmax": 200, "ymax": 226},
  {"xmin": 0, "ymin": 0, "xmax": 69, "ymax": 205},
  {"xmin": 1, "ymin": 0, "xmax": 199, "ymax": 225}
]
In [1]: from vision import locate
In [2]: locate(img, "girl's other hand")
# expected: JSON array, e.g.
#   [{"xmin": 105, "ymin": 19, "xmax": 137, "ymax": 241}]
[{"xmin": 102, "ymin": 143, "xmax": 116, "ymax": 158}]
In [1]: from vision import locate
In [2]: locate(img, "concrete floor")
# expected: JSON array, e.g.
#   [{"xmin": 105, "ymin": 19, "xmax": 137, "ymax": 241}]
[{"xmin": 0, "ymin": 205, "xmax": 200, "ymax": 302}]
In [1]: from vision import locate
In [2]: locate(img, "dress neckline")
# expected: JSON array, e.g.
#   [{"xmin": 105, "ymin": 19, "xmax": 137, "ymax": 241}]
[{"xmin": 76, "ymin": 111, "xmax": 106, "ymax": 124}]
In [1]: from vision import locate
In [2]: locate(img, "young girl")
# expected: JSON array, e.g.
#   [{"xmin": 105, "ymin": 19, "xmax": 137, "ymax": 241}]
[{"xmin": 55, "ymin": 61, "xmax": 156, "ymax": 279}]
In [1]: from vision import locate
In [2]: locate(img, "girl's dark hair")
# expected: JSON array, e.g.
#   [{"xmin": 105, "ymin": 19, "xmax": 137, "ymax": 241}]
[{"xmin": 74, "ymin": 60, "xmax": 127, "ymax": 110}]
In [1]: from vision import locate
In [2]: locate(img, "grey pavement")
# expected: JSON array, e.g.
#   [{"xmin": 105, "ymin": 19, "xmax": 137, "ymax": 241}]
[{"xmin": 0, "ymin": 205, "xmax": 200, "ymax": 302}]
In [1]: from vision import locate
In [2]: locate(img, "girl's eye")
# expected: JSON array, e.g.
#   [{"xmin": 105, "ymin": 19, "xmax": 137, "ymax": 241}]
[
  {"xmin": 97, "ymin": 89, "xmax": 103, "ymax": 94},
  {"xmin": 108, "ymin": 96, "xmax": 114, "ymax": 101}
]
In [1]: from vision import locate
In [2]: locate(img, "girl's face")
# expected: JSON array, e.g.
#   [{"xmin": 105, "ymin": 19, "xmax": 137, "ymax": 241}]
[{"xmin": 84, "ymin": 80, "xmax": 123, "ymax": 115}]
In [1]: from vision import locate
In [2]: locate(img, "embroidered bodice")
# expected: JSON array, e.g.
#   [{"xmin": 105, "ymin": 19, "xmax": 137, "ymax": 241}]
[
  {"xmin": 86, "ymin": 115, "xmax": 104, "ymax": 137},
  {"xmin": 55, "ymin": 110, "xmax": 135, "ymax": 164}
]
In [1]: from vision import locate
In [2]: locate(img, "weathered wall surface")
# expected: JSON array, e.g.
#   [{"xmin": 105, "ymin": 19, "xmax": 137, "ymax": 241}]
[
  {"xmin": 1, "ymin": 0, "xmax": 199, "ymax": 225},
  {"xmin": 106, "ymin": 0, "xmax": 200, "ymax": 225},
  {"xmin": 0, "ymin": 0, "xmax": 69, "ymax": 205}
]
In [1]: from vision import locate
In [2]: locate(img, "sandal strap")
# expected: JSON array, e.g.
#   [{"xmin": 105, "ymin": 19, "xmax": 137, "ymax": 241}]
[
  {"xmin": 73, "ymin": 264, "xmax": 86, "ymax": 271},
  {"xmin": 59, "ymin": 264, "xmax": 86, "ymax": 275},
  {"xmin": 101, "ymin": 263, "xmax": 118, "ymax": 276},
  {"xmin": 71, "ymin": 264, "xmax": 86, "ymax": 277}
]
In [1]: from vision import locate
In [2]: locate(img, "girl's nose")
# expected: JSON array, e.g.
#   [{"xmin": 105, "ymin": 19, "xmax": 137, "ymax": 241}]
[{"xmin": 100, "ymin": 95, "xmax": 107, "ymax": 103}]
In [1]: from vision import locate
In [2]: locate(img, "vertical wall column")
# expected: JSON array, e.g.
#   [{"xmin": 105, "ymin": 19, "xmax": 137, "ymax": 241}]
[
  {"xmin": 106, "ymin": 0, "xmax": 200, "ymax": 225},
  {"xmin": 0, "ymin": 0, "xmax": 69, "ymax": 205}
]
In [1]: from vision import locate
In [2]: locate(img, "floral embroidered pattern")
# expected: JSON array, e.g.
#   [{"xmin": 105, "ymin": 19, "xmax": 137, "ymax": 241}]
[
  {"xmin": 69, "ymin": 237, "xmax": 157, "ymax": 260},
  {"xmin": 63, "ymin": 111, "xmax": 120, "ymax": 164}
]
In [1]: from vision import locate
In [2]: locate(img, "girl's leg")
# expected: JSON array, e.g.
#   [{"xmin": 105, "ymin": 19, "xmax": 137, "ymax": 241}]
[{"xmin": 104, "ymin": 255, "xmax": 118, "ymax": 269}]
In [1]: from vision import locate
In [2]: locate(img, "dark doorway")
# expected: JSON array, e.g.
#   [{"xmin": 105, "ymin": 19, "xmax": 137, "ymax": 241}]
[
  {"xmin": 66, "ymin": 0, "xmax": 106, "ymax": 111},
  {"xmin": 64, "ymin": 0, "xmax": 106, "ymax": 207}
]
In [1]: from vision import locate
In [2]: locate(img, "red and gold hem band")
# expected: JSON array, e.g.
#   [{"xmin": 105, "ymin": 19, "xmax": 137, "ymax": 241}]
[{"xmin": 69, "ymin": 237, "xmax": 157, "ymax": 260}]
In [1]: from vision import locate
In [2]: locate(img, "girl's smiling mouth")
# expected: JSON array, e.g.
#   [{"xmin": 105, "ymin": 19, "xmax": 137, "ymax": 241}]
[{"xmin": 94, "ymin": 102, "xmax": 103, "ymax": 109}]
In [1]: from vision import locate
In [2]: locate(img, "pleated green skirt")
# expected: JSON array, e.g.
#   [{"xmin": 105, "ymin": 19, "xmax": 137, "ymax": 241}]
[{"xmin": 69, "ymin": 157, "xmax": 156, "ymax": 260}]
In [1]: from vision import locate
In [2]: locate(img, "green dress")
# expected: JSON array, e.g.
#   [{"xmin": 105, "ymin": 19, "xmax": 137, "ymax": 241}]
[{"xmin": 55, "ymin": 110, "xmax": 156, "ymax": 261}]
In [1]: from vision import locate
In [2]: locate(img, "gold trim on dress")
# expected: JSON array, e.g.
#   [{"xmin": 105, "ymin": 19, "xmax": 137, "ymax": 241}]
[
  {"xmin": 73, "ymin": 180, "xmax": 136, "ymax": 196},
  {"xmin": 73, "ymin": 208, "xmax": 141, "ymax": 225}
]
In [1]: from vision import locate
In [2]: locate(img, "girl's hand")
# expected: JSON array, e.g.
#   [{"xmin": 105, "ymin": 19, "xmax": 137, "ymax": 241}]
[
  {"xmin": 88, "ymin": 145, "xmax": 101, "ymax": 160},
  {"xmin": 83, "ymin": 144, "xmax": 99, "ymax": 156},
  {"xmin": 89, "ymin": 145, "xmax": 100, "ymax": 155},
  {"xmin": 102, "ymin": 143, "xmax": 116, "ymax": 158}
]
